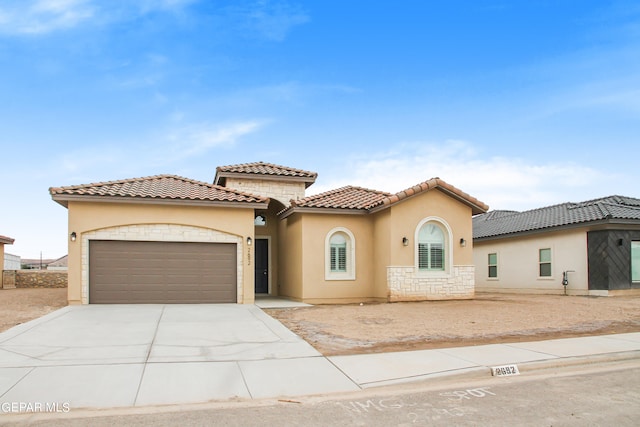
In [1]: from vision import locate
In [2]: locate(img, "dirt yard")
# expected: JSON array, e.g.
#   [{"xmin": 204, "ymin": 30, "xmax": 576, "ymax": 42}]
[
  {"xmin": 266, "ymin": 294, "xmax": 640, "ymax": 356},
  {"xmin": 2, "ymin": 289, "xmax": 639, "ymax": 357},
  {"xmin": 0, "ymin": 288, "xmax": 68, "ymax": 332}
]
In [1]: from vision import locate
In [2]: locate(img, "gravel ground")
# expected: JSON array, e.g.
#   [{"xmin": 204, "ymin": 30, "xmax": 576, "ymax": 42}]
[{"xmin": 266, "ymin": 293, "xmax": 640, "ymax": 355}]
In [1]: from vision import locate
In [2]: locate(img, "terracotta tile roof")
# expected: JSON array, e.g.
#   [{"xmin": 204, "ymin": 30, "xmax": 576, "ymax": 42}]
[
  {"xmin": 0, "ymin": 235, "xmax": 15, "ymax": 245},
  {"xmin": 289, "ymin": 186, "xmax": 392, "ymax": 210},
  {"xmin": 280, "ymin": 178, "xmax": 488, "ymax": 217},
  {"xmin": 473, "ymin": 195, "xmax": 640, "ymax": 240},
  {"xmin": 50, "ymin": 174, "xmax": 269, "ymax": 207},
  {"xmin": 370, "ymin": 178, "xmax": 489, "ymax": 215},
  {"xmin": 214, "ymin": 161, "xmax": 317, "ymax": 188}
]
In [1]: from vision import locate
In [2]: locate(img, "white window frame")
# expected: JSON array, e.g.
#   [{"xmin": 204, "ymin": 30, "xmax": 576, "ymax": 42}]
[
  {"xmin": 538, "ymin": 248, "xmax": 552, "ymax": 278},
  {"xmin": 632, "ymin": 241, "xmax": 640, "ymax": 283},
  {"xmin": 488, "ymin": 252, "xmax": 498, "ymax": 279},
  {"xmin": 325, "ymin": 227, "xmax": 356, "ymax": 281},
  {"xmin": 415, "ymin": 217, "xmax": 453, "ymax": 277}
]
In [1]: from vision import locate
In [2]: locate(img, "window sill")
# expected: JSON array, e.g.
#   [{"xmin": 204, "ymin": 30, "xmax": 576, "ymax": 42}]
[{"xmin": 326, "ymin": 274, "xmax": 356, "ymax": 281}]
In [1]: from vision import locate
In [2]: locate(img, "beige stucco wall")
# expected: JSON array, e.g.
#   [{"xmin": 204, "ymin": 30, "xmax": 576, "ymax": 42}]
[
  {"xmin": 66, "ymin": 201, "xmax": 255, "ymax": 304},
  {"xmin": 278, "ymin": 215, "xmax": 303, "ymax": 300},
  {"xmin": 296, "ymin": 213, "xmax": 376, "ymax": 304},
  {"xmin": 473, "ymin": 228, "xmax": 589, "ymax": 295},
  {"xmin": 225, "ymin": 177, "xmax": 306, "ymax": 206}
]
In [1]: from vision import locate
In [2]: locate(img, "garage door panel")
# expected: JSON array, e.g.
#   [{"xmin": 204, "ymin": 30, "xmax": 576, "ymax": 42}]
[{"xmin": 89, "ymin": 240, "xmax": 237, "ymax": 304}]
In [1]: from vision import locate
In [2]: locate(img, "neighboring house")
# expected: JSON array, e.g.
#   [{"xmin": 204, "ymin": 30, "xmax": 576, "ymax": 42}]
[
  {"xmin": 48, "ymin": 255, "xmax": 68, "ymax": 271},
  {"xmin": 4, "ymin": 253, "xmax": 21, "ymax": 270},
  {"xmin": 21, "ymin": 258, "xmax": 56, "ymax": 270},
  {"xmin": 50, "ymin": 162, "xmax": 488, "ymax": 305},
  {"xmin": 1, "ymin": 234, "xmax": 15, "ymax": 288},
  {"xmin": 473, "ymin": 196, "xmax": 640, "ymax": 296}
]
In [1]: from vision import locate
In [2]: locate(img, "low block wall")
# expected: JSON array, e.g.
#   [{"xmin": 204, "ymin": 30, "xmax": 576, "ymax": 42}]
[{"xmin": 2, "ymin": 270, "xmax": 68, "ymax": 289}]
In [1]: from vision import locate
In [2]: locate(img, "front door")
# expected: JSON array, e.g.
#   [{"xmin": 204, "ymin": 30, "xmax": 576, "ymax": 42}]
[{"xmin": 255, "ymin": 238, "xmax": 269, "ymax": 294}]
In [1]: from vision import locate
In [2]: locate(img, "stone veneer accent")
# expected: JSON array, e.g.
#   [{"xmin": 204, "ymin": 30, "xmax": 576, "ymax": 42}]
[
  {"xmin": 387, "ymin": 265, "xmax": 475, "ymax": 301},
  {"xmin": 1, "ymin": 270, "xmax": 68, "ymax": 289},
  {"xmin": 81, "ymin": 224, "xmax": 243, "ymax": 304},
  {"xmin": 225, "ymin": 177, "xmax": 306, "ymax": 206}
]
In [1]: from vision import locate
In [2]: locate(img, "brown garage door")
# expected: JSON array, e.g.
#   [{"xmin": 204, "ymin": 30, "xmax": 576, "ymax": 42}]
[{"xmin": 89, "ymin": 240, "xmax": 237, "ymax": 304}]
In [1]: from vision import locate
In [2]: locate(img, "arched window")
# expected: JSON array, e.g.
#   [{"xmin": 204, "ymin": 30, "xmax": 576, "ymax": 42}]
[
  {"xmin": 325, "ymin": 228, "xmax": 356, "ymax": 280},
  {"xmin": 415, "ymin": 218, "xmax": 452, "ymax": 273},
  {"xmin": 330, "ymin": 233, "xmax": 347, "ymax": 272}
]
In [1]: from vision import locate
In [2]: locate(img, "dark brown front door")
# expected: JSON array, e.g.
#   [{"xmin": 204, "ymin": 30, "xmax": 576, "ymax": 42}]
[
  {"xmin": 89, "ymin": 240, "xmax": 237, "ymax": 304},
  {"xmin": 254, "ymin": 238, "xmax": 269, "ymax": 294}
]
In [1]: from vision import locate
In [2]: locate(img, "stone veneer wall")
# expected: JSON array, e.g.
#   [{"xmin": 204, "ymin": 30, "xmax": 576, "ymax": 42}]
[
  {"xmin": 387, "ymin": 265, "xmax": 475, "ymax": 301},
  {"xmin": 225, "ymin": 178, "xmax": 306, "ymax": 206},
  {"xmin": 2, "ymin": 270, "xmax": 68, "ymax": 289},
  {"xmin": 81, "ymin": 224, "xmax": 243, "ymax": 304}
]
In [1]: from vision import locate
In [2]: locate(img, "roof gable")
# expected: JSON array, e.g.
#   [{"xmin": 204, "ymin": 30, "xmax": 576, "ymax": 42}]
[
  {"xmin": 50, "ymin": 174, "xmax": 269, "ymax": 208},
  {"xmin": 473, "ymin": 195, "xmax": 640, "ymax": 240},
  {"xmin": 280, "ymin": 178, "xmax": 488, "ymax": 218},
  {"xmin": 214, "ymin": 161, "xmax": 317, "ymax": 188}
]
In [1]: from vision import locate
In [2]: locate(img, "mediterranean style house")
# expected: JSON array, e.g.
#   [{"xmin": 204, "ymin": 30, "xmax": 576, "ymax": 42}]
[
  {"xmin": 473, "ymin": 195, "xmax": 640, "ymax": 296},
  {"xmin": 50, "ymin": 162, "xmax": 488, "ymax": 305}
]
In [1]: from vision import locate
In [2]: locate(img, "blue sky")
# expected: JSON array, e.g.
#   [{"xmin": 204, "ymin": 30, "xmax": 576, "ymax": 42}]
[{"xmin": 1, "ymin": 0, "xmax": 639, "ymax": 258}]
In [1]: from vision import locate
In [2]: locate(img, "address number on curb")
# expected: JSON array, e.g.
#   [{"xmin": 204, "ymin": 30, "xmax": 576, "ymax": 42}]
[{"xmin": 491, "ymin": 364, "xmax": 520, "ymax": 377}]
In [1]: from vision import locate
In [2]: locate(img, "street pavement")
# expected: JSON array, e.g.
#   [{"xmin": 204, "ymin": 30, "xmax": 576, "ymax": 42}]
[{"xmin": 0, "ymin": 300, "xmax": 639, "ymax": 413}]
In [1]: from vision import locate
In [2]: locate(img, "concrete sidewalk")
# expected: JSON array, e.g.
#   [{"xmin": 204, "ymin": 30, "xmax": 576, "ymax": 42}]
[{"xmin": 0, "ymin": 304, "xmax": 638, "ymax": 412}]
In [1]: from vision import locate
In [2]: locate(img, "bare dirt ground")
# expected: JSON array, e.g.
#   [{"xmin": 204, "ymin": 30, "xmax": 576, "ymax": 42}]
[
  {"xmin": 266, "ymin": 293, "xmax": 640, "ymax": 356},
  {"xmin": 0, "ymin": 288, "xmax": 68, "ymax": 332},
  {"xmin": 2, "ymin": 289, "xmax": 639, "ymax": 357}
]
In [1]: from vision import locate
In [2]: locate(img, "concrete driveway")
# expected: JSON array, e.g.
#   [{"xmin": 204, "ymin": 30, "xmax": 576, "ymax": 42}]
[{"xmin": 0, "ymin": 305, "xmax": 360, "ymax": 409}]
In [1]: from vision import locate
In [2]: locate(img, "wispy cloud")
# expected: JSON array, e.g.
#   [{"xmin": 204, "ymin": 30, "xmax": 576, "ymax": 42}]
[
  {"xmin": 165, "ymin": 120, "xmax": 266, "ymax": 158},
  {"xmin": 311, "ymin": 141, "xmax": 616, "ymax": 212},
  {"xmin": 0, "ymin": 0, "xmax": 197, "ymax": 35},
  {"xmin": 0, "ymin": 0, "xmax": 94, "ymax": 34},
  {"xmin": 228, "ymin": 0, "xmax": 309, "ymax": 41}
]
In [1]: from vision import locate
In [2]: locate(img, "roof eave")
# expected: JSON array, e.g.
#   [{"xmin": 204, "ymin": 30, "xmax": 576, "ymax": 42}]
[
  {"xmin": 473, "ymin": 218, "xmax": 640, "ymax": 242},
  {"xmin": 50, "ymin": 194, "xmax": 269, "ymax": 209},
  {"xmin": 0, "ymin": 236, "xmax": 15, "ymax": 245},
  {"xmin": 279, "ymin": 206, "xmax": 368, "ymax": 220}
]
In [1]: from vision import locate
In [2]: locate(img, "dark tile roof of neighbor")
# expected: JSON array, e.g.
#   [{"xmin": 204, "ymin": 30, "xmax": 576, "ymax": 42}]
[
  {"xmin": 49, "ymin": 175, "xmax": 269, "ymax": 207},
  {"xmin": 282, "ymin": 178, "xmax": 489, "ymax": 216},
  {"xmin": 214, "ymin": 161, "xmax": 317, "ymax": 187},
  {"xmin": 473, "ymin": 195, "xmax": 640, "ymax": 240},
  {"xmin": 0, "ymin": 235, "xmax": 15, "ymax": 245}
]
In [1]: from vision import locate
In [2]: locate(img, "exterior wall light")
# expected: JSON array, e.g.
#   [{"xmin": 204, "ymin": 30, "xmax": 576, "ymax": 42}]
[
  {"xmin": 402, "ymin": 237, "xmax": 409, "ymax": 246},
  {"xmin": 459, "ymin": 238, "xmax": 466, "ymax": 247},
  {"xmin": 70, "ymin": 232, "xmax": 77, "ymax": 242},
  {"xmin": 247, "ymin": 237, "xmax": 252, "ymax": 246}
]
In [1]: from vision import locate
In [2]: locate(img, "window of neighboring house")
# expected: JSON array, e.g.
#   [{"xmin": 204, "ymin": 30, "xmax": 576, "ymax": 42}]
[
  {"xmin": 632, "ymin": 241, "xmax": 640, "ymax": 282},
  {"xmin": 418, "ymin": 222, "xmax": 445, "ymax": 271},
  {"xmin": 539, "ymin": 248, "xmax": 552, "ymax": 277},
  {"xmin": 488, "ymin": 253, "xmax": 498, "ymax": 278},
  {"xmin": 325, "ymin": 228, "xmax": 356, "ymax": 280}
]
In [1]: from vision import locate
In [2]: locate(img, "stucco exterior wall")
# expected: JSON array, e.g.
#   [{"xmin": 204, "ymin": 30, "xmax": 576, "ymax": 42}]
[
  {"xmin": 225, "ymin": 177, "xmax": 306, "ymax": 206},
  {"xmin": 278, "ymin": 215, "xmax": 303, "ymax": 300},
  {"xmin": 66, "ymin": 201, "xmax": 255, "ymax": 305},
  {"xmin": 297, "ymin": 213, "xmax": 377, "ymax": 303},
  {"xmin": 473, "ymin": 228, "xmax": 589, "ymax": 295}
]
